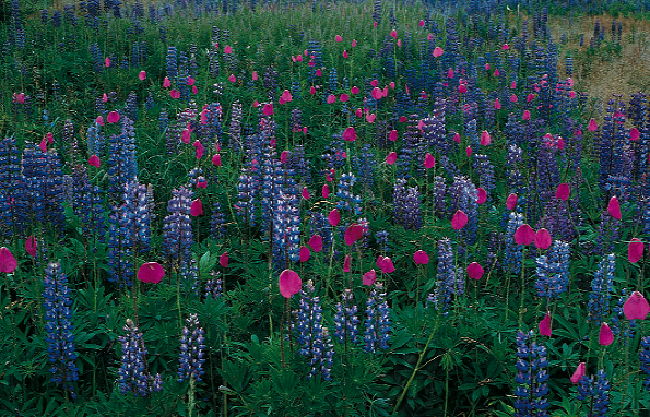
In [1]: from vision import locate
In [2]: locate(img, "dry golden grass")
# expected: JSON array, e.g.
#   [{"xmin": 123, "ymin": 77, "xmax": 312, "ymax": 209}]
[{"xmin": 549, "ymin": 14, "xmax": 650, "ymax": 104}]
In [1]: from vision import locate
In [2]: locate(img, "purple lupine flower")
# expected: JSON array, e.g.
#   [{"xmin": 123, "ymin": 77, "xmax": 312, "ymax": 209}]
[
  {"xmin": 576, "ymin": 369, "xmax": 610, "ymax": 416},
  {"xmin": 587, "ymin": 254, "xmax": 615, "ymax": 323},
  {"xmin": 210, "ymin": 201, "xmax": 227, "ymax": 239},
  {"xmin": 513, "ymin": 330, "xmax": 549, "ymax": 417},
  {"xmin": 428, "ymin": 238, "xmax": 463, "ymax": 314},
  {"xmin": 43, "ymin": 262, "xmax": 79, "ymax": 396},
  {"xmin": 178, "ymin": 313, "xmax": 205, "ymax": 383},
  {"xmin": 162, "ymin": 187, "xmax": 193, "ymax": 264},
  {"xmin": 534, "ymin": 240, "xmax": 570, "ymax": 298},
  {"xmin": 392, "ymin": 179, "xmax": 422, "ymax": 230},
  {"xmin": 118, "ymin": 319, "xmax": 153, "ymax": 396},
  {"xmin": 449, "ymin": 176, "xmax": 478, "ymax": 245},
  {"xmin": 503, "ymin": 212, "xmax": 524, "ymax": 275},
  {"xmin": 333, "ymin": 289, "xmax": 359, "ymax": 344},
  {"xmin": 364, "ymin": 283, "xmax": 391, "ymax": 353},
  {"xmin": 640, "ymin": 336, "xmax": 650, "ymax": 390},
  {"xmin": 336, "ymin": 173, "xmax": 363, "ymax": 216},
  {"xmin": 107, "ymin": 202, "xmax": 134, "ymax": 286},
  {"xmin": 106, "ymin": 117, "xmax": 138, "ymax": 202},
  {"xmin": 204, "ymin": 271, "xmax": 223, "ymax": 299}
]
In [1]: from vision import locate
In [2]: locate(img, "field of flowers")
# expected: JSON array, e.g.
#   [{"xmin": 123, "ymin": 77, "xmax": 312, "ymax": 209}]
[{"xmin": 0, "ymin": 0, "xmax": 648, "ymax": 416}]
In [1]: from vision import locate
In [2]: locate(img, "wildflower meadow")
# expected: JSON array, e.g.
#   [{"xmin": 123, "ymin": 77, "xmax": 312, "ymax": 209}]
[{"xmin": 0, "ymin": 0, "xmax": 648, "ymax": 416}]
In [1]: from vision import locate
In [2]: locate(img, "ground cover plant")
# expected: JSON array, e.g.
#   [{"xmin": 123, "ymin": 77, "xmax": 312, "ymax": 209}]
[{"xmin": 0, "ymin": 0, "xmax": 648, "ymax": 416}]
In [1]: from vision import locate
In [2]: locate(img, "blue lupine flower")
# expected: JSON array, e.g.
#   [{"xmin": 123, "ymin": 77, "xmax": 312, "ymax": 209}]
[
  {"xmin": 587, "ymin": 254, "xmax": 615, "ymax": 323},
  {"xmin": 204, "ymin": 272, "xmax": 223, "ymax": 299},
  {"xmin": 428, "ymin": 238, "xmax": 463, "ymax": 313},
  {"xmin": 336, "ymin": 173, "xmax": 363, "ymax": 216},
  {"xmin": 592, "ymin": 369, "xmax": 611, "ymax": 417},
  {"xmin": 513, "ymin": 331, "xmax": 549, "ymax": 417},
  {"xmin": 504, "ymin": 212, "xmax": 524, "ymax": 275},
  {"xmin": 640, "ymin": 336, "xmax": 650, "ymax": 390},
  {"xmin": 392, "ymin": 179, "xmax": 423, "ymax": 230},
  {"xmin": 162, "ymin": 187, "xmax": 194, "ymax": 264},
  {"xmin": 364, "ymin": 283, "xmax": 391, "ymax": 353},
  {"xmin": 333, "ymin": 289, "xmax": 359, "ymax": 344},
  {"xmin": 43, "ymin": 262, "xmax": 79, "ymax": 396},
  {"xmin": 178, "ymin": 314, "xmax": 205, "ymax": 383},
  {"xmin": 449, "ymin": 176, "xmax": 478, "ymax": 245},
  {"xmin": 118, "ymin": 319, "xmax": 154, "ymax": 396},
  {"xmin": 534, "ymin": 240, "xmax": 570, "ymax": 298}
]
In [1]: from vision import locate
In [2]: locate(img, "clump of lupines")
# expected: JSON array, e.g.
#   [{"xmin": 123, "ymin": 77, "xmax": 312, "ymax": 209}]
[
  {"xmin": 392, "ymin": 179, "xmax": 423, "ymax": 230},
  {"xmin": 587, "ymin": 254, "xmax": 615, "ymax": 323},
  {"xmin": 162, "ymin": 187, "xmax": 194, "ymax": 264},
  {"xmin": 204, "ymin": 271, "xmax": 223, "ymax": 299},
  {"xmin": 428, "ymin": 238, "xmax": 463, "ymax": 313},
  {"xmin": 178, "ymin": 313, "xmax": 206, "ymax": 383},
  {"xmin": 118, "ymin": 319, "xmax": 159, "ymax": 396},
  {"xmin": 43, "ymin": 262, "xmax": 79, "ymax": 396},
  {"xmin": 534, "ymin": 240, "xmax": 570, "ymax": 298},
  {"xmin": 576, "ymin": 369, "xmax": 611, "ymax": 417},
  {"xmin": 364, "ymin": 283, "xmax": 391, "ymax": 353},
  {"xmin": 293, "ymin": 282, "xmax": 334, "ymax": 380},
  {"xmin": 513, "ymin": 331, "xmax": 549, "ymax": 417},
  {"xmin": 333, "ymin": 289, "xmax": 359, "ymax": 344},
  {"xmin": 503, "ymin": 212, "xmax": 524, "ymax": 275}
]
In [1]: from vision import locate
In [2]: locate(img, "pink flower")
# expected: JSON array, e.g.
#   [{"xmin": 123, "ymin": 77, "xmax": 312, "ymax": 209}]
[
  {"xmin": 0, "ymin": 247, "xmax": 16, "ymax": 273},
  {"xmin": 137, "ymin": 262, "xmax": 165, "ymax": 284},
  {"xmin": 413, "ymin": 250, "xmax": 429, "ymax": 265},
  {"xmin": 262, "ymin": 103, "xmax": 274, "ymax": 116},
  {"xmin": 169, "ymin": 90, "xmax": 181, "ymax": 99},
  {"xmin": 362, "ymin": 270, "xmax": 377, "ymax": 286},
  {"xmin": 506, "ymin": 193, "xmax": 518, "ymax": 211},
  {"xmin": 220, "ymin": 252, "xmax": 229, "ymax": 267},
  {"xmin": 451, "ymin": 210, "xmax": 469, "ymax": 230},
  {"xmin": 607, "ymin": 196, "xmax": 622, "ymax": 220},
  {"xmin": 570, "ymin": 362, "xmax": 586, "ymax": 384},
  {"xmin": 279, "ymin": 269, "xmax": 302, "ymax": 298},
  {"xmin": 25, "ymin": 237, "xmax": 37, "ymax": 257},
  {"xmin": 390, "ymin": 30, "xmax": 398, "ymax": 39},
  {"xmin": 453, "ymin": 132, "xmax": 461, "ymax": 143},
  {"xmin": 302, "ymin": 187, "xmax": 311, "ymax": 200},
  {"xmin": 599, "ymin": 322, "xmax": 614, "ymax": 346},
  {"xmin": 534, "ymin": 228, "xmax": 552, "ymax": 250},
  {"xmin": 193, "ymin": 140, "xmax": 205, "ymax": 159},
  {"xmin": 588, "ymin": 118, "xmax": 598, "ymax": 132},
  {"xmin": 515, "ymin": 224, "xmax": 535, "ymax": 246},
  {"xmin": 163, "ymin": 77, "xmax": 171, "ymax": 88},
  {"xmin": 343, "ymin": 254, "xmax": 352, "ymax": 272},
  {"xmin": 328, "ymin": 209, "xmax": 341, "ymax": 226},
  {"xmin": 556, "ymin": 183, "xmax": 570, "ymax": 200},
  {"xmin": 252, "ymin": 71, "xmax": 259, "ymax": 81},
  {"xmin": 539, "ymin": 312, "xmax": 552, "ymax": 336},
  {"xmin": 432, "ymin": 46, "xmax": 444, "ymax": 58},
  {"xmin": 458, "ymin": 84, "xmax": 467, "ymax": 94},
  {"xmin": 476, "ymin": 188, "xmax": 487, "ymax": 204},
  {"xmin": 623, "ymin": 291, "xmax": 649, "ymax": 320},
  {"xmin": 87, "ymin": 155, "xmax": 101, "ymax": 168},
  {"xmin": 190, "ymin": 199, "xmax": 203, "ymax": 216},
  {"xmin": 223, "ymin": 45, "xmax": 233, "ymax": 53},
  {"xmin": 494, "ymin": 98, "xmax": 501, "ymax": 109},
  {"xmin": 389, "ymin": 130, "xmax": 398, "ymax": 142},
  {"xmin": 522, "ymin": 110, "xmax": 531, "ymax": 120},
  {"xmin": 342, "ymin": 127, "xmax": 357, "ymax": 142},
  {"xmin": 377, "ymin": 257, "xmax": 395, "ymax": 274},
  {"xmin": 95, "ymin": 116, "xmax": 105, "ymax": 126},
  {"xmin": 280, "ymin": 90, "xmax": 293, "ymax": 103},
  {"xmin": 228, "ymin": 74, "xmax": 236, "ymax": 83},
  {"xmin": 299, "ymin": 247, "xmax": 311, "ymax": 263},
  {"xmin": 386, "ymin": 152, "xmax": 398, "ymax": 165},
  {"xmin": 211, "ymin": 154, "xmax": 222, "ymax": 167},
  {"xmin": 424, "ymin": 153, "xmax": 436, "ymax": 169},
  {"xmin": 466, "ymin": 262, "xmax": 484, "ymax": 279},
  {"xmin": 335, "ymin": 34, "xmax": 343, "ymax": 42},
  {"xmin": 465, "ymin": 146, "xmax": 472, "ymax": 157},
  {"xmin": 321, "ymin": 184, "xmax": 330, "ymax": 199},
  {"xmin": 630, "ymin": 128, "xmax": 640, "ymax": 141},
  {"xmin": 308, "ymin": 235, "xmax": 323, "ymax": 252},
  {"xmin": 628, "ymin": 238, "xmax": 644, "ymax": 263},
  {"xmin": 107, "ymin": 111, "xmax": 120, "ymax": 123},
  {"xmin": 480, "ymin": 130, "xmax": 491, "ymax": 146},
  {"xmin": 344, "ymin": 224, "xmax": 365, "ymax": 246},
  {"xmin": 138, "ymin": 70, "xmax": 146, "ymax": 81}
]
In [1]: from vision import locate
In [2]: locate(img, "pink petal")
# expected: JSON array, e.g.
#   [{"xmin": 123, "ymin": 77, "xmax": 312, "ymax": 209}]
[
  {"xmin": 628, "ymin": 238, "xmax": 644, "ymax": 263},
  {"xmin": 607, "ymin": 196, "xmax": 622, "ymax": 220},
  {"xmin": 534, "ymin": 228, "xmax": 553, "ymax": 250},
  {"xmin": 588, "ymin": 118, "xmax": 598, "ymax": 132},
  {"xmin": 87, "ymin": 155, "xmax": 101, "ymax": 168},
  {"xmin": 539, "ymin": 312, "xmax": 552, "ymax": 336},
  {"xmin": 343, "ymin": 254, "xmax": 352, "ymax": 272},
  {"xmin": 137, "ymin": 262, "xmax": 165, "ymax": 284},
  {"xmin": 599, "ymin": 322, "xmax": 614, "ymax": 346},
  {"xmin": 138, "ymin": 70, "xmax": 146, "ymax": 81},
  {"xmin": 480, "ymin": 130, "xmax": 492, "ymax": 146},
  {"xmin": 413, "ymin": 250, "xmax": 429, "ymax": 265},
  {"xmin": 328, "ymin": 209, "xmax": 341, "ymax": 226},
  {"xmin": 514, "ymin": 224, "xmax": 535, "ymax": 246},
  {"xmin": 623, "ymin": 291, "xmax": 649, "ymax": 320},
  {"xmin": 299, "ymin": 246, "xmax": 311, "ymax": 263},
  {"xmin": 0, "ymin": 247, "xmax": 17, "ymax": 273},
  {"xmin": 342, "ymin": 127, "xmax": 357, "ymax": 142},
  {"xmin": 630, "ymin": 128, "xmax": 640, "ymax": 141},
  {"xmin": 424, "ymin": 153, "xmax": 436, "ymax": 169},
  {"xmin": 362, "ymin": 270, "xmax": 377, "ymax": 286},
  {"xmin": 262, "ymin": 103, "xmax": 274, "ymax": 116},
  {"xmin": 476, "ymin": 188, "xmax": 487, "ymax": 204},
  {"xmin": 308, "ymin": 235, "xmax": 323, "ymax": 252},
  {"xmin": 432, "ymin": 46, "xmax": 444, "ymax": 58},
  {"xmin": 220, "ymin": 252, "xmax": 229, "ymax": 267},
  {"xmin": 570, "ymin": 362, "xmax": 586, "ymax": 384},
  {"xmin": 107, "ymin": 111, "xmax": 120, "ymax": 123},
  {"xmin": 506, "ymin": 193, "xmax": 518, "ymax": 211},
  {"xmin": 388, "ymin": 130, "xmax": 399, "ymax": 142},
  {"xmin": 451, "ymin": 210, "xmax": 469, "ymax": 230},
  {"xmin": 386, "ymin": 152, "xmax": 398, "ymax": 165},
  {"xmin": 212, "ymin": 154, "xmax": 222, "ymax": 166},
  {"xmin": 190, "ymin": 199, "xmax": 204, "ymax": 216},
  {"xmin": 344, "ymin": 224, "xmax": 365, "ymax": 246},
  {"xmin": 279, "ymin": 269, "xmax": 302, "ymax": 298},
  {"xmin": 379, "ymin": 257, "xmax": 395, "ymax": 274},
  {"xmin": 466, "ymin": 262, "xmax": 484, "ymax": 279},
  {"xmin": 453, "ymin": 132, "xmax": 461, "ymax": 143},
  {"xmin": 24, "ymin": 237, "xmax": 37, "ymax": 257},
  {"xmin": 556, "ymin": 183, "xmax": 570, "ymax": 200},
  {"xmin": 465, "ymin": 146, "xmax": 472, "ymax": 157},
  {"xmin": 302, "ymin": 187, "xmax": 311, "ymax": 200},
  {"xmin": 321, "ymin": 184, "xmax": 330, "ymax": 199}
]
